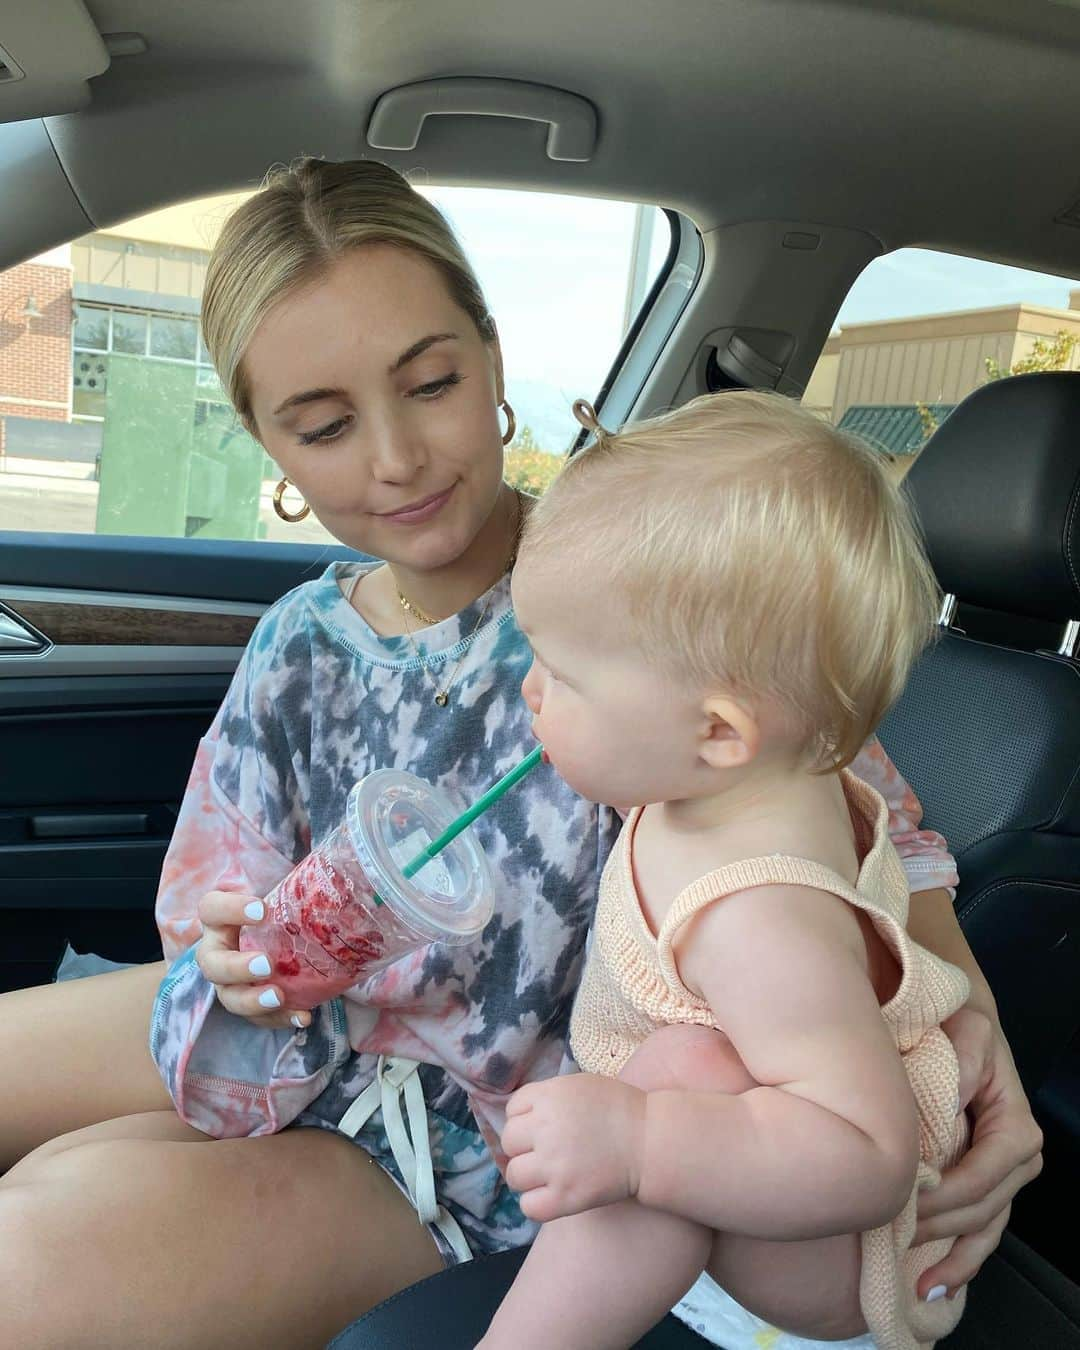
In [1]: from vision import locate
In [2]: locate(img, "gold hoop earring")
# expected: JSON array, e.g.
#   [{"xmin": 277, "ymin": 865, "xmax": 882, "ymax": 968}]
[
  {"xmin": 273, "ymin": 477, "xmax": 311, "ymax": 523},
  {"xmin": 500, "ymin": 400, "xmax": 516, "ymax": 446}
]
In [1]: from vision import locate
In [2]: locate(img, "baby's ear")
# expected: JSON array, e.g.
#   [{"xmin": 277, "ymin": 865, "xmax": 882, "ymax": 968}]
[{"xmin": 698, "ymin": 695, "xmax": 760, "ymax": 769}]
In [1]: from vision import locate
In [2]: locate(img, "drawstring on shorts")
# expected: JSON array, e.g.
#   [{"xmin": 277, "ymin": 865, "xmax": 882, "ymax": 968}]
[{"xmin": 337, "ymin": 1055, "xmax": 472, "ymax": 1264}]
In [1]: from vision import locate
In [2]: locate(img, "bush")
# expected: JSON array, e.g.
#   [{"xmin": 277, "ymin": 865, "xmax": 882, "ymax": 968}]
[{"xmin": 504, "ymin": 446, "xmax": 565, "ymax": 496}]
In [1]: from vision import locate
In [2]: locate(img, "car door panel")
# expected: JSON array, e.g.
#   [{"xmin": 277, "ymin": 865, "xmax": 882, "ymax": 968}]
[{"xmin": 0, "ymin": 534, "xmax": 359, "ymax": 994}]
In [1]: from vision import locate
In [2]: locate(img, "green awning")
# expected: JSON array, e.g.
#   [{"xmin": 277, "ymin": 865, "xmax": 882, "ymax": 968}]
[{"xmin": 838, "ymin": 404, "xmax": 955, "ymax": 457}]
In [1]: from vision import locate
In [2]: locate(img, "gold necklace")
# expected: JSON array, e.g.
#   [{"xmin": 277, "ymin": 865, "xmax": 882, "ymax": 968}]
[
  {"xmin": 402, "ymin": 591, "xmax": 497, "ymax": 707},
  {"xmin": 398, "ymin": 591, "xmax": 440, "ymax": 626},
  {"xmin": 398, "ymin": 490, "xmax": 524, "ymax": 708},
  {"xmin": 396, "ymin": 489, "xmax": 524, "ymax": 627}
]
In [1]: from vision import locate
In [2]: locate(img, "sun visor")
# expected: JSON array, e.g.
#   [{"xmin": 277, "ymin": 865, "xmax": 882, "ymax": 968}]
[{"xmin": 0, "ymin": 0, "xmax": 109, "ymax": 124}]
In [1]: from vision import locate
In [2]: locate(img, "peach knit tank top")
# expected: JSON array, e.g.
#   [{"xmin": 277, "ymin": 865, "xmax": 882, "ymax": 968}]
[{"xmin": 569, "ymin": 770, "xmax": 971, "ymax": 1350}]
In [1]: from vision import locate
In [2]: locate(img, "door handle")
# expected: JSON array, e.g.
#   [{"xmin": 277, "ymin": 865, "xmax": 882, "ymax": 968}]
[
  {"xmin": 30, "ymin": 812, "xmax": 151, "ymax": 839},
  {"xmin": 0, "ymin": 603, "xmax": 51, "ymax": 656}
]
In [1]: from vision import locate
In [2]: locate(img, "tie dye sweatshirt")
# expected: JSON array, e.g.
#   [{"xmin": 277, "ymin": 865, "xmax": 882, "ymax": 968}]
[{"xmin": 150, "ymin": 561, "xmax": 958, "ymax": 1253}]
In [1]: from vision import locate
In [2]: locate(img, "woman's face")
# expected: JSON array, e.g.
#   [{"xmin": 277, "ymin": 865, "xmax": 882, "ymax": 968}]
[{"xmin": 245, "ymin": 244, "xmax": 507, "ymax": 565}]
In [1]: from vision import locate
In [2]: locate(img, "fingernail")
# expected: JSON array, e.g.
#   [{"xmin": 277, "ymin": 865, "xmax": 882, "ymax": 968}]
[
  {"xmin": 290, "ymin": 1014, "xmax": 307, "ymax": 1029},
  {"xmin": 244, "ymin": 900, "xmax": 265, "ymax": 921},
  {"xmin": 257, "ymin": 988, "xmax": 281, "ymax": 1008},
  {"xmin": 925, "ymin": 1285, "xmax": 948, "ymax": 1303},
  {"xmin": 247, "ymin": 954, "xmax": 272, "ymax": 978}
]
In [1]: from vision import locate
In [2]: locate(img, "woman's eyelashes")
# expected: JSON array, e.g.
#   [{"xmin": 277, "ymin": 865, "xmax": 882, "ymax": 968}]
[
  {"xmin": 297, "ymin": 415, "xmax": 353, "ymax": 446},
  {"xmin": 295, "ymin": 372, "xmax": 464, "ymax": 444},
  {"xmin": 409, "ymin": 370, "xmax": 464, "ymax": 400}
]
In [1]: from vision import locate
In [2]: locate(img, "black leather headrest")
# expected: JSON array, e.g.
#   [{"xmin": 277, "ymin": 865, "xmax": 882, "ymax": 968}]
[{"xmin": 907, "ymin": 372, "xmax": 1080, "ymax": 622}]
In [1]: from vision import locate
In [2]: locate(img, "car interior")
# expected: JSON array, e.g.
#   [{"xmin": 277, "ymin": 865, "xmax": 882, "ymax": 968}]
[{"xmin": 2, "ymin": 1, "xmax": 1080, "ymax": 1345}]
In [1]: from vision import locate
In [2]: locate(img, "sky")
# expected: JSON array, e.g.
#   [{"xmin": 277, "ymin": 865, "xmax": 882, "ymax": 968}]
[
  {"xmin": 836, "ymin": 248, "xmax": 1080, "ymax": 327},
  {"xmin": 422, "ymin": 186, "xmax": 670, "ymax": 450},
  {"xmin": 420, "ymin": 187, "xmax": 1080, "ymax": 450}
]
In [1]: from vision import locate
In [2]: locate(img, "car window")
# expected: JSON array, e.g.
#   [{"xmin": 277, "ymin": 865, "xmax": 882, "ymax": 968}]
[
  {"xmin": 0, "ymin": 189, "xmax": 670, "ymax": 541},
  {"xmin": 804, "ymin": 247, "xmax": 1080, "ymax": 479}
]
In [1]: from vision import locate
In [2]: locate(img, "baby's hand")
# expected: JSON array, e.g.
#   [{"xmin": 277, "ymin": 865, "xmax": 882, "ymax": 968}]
[{"xmin": 502, "ymin": 1074, "xmax": 646, "ymax": 1223}]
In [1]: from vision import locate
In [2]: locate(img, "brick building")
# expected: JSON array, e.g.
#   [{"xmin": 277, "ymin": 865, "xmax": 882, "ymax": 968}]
[{"xmin": 0, "ymin": 248, "xmax": 74, "ymax": 456}]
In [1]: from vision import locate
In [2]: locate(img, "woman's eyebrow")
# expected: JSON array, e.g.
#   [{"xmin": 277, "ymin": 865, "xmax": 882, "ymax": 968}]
[
  {"xmin": 272, "ymin": 386, "xmax": 346, "ymax": 417},
  {"xmin": 270, "ymin": 335, "xmax": 460, "ymax": 414},
  {"xmin": 390, "ymin": 332, "xmax": 459, "ymax": 373}
]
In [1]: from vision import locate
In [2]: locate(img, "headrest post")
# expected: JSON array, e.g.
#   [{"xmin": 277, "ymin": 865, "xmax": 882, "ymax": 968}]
[
  {"xmin": 938, "ymin": 594, "xmax": 958, "ymax": 630},
  {"xmin": 1059, "ymin": 620, "xmax": 1080, "ymax": 658}
]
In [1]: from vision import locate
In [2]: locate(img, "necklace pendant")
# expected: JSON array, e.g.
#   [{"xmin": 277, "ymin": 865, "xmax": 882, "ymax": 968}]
[{"xmin": 435, "ymin": 691, "xmax": 450, "ymax": 708}]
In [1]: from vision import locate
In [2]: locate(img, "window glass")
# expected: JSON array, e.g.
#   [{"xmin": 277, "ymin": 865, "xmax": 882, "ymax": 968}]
[
  {"xmin": 112, "ymin": 311, "xmax": 148, "ymax": 355},
  {"xmin": 149, "ymin": 314, "xmax": 198, "ymax": 361},
  {"xmin": 73, "ymin": 303, "xmax": 109, "ymax": 351},
  {"xmin": 805, "ymin": 247, "xmax": 1080, "ymax": 478},
  {"xmin": 0, "ymin": 189, "xmax": 671, "ymax": 541}
]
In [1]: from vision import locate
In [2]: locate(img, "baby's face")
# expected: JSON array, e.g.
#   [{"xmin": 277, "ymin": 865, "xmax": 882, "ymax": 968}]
[{"xmin": 511, "ymin": 558, "xmax": 708, "ymax": 808}]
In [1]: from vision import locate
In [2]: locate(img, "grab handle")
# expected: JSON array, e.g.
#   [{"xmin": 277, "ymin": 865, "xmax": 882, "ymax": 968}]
[{"xmin": 367, "ymin": 78, "xmax": 598, "ymax": 162}]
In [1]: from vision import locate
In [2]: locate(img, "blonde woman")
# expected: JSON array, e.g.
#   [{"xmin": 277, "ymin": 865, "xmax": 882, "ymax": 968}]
[{"xmin": 0, "ymin": 160, "xmax": 1042, "ymax": 1349}]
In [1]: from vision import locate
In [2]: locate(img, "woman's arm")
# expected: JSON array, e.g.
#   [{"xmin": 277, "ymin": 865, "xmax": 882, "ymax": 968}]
[
  {"xmin": 850, "ymin": 735, "xmax": 959, "ymax": 898},
  {"xmin": 906, "ymin": 886, "xmax": 996, "ymax": 1020},
  {"xmin": 151, "ymin": 638, "xmax": 350, "ymax": 1139},
  {"xmin": 852, "ymin": 739, "xmax": 1045, "ymax": 1299},
  {"xmin": 156, "ymin": 719, "xmax": 297, "ymax": 962},
  {"xmin": 905, "ymin": 887, "xmax": 1044, "ymax": 1298}
]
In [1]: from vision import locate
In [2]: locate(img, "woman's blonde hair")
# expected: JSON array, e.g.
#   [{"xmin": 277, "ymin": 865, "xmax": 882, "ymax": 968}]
[
  {"xmin": 201, "ymin": 158, "xmax": 496, "ymax": 427},
  {"xmin": 521, "ymin": 390, "xmax": 940, "ymax": 772}
]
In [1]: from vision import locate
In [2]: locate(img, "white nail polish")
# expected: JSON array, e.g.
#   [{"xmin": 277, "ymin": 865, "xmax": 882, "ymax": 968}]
[
  {"xmin": 258, "ymin": 988, "xmax": 281, "ymax": 1009},
  {"xmin": 290, "ymin": 1014, "xmax": 306, "ymax": 1029},
  {"xmin": 248, "ymin": 954, "xmax": 272, "ymax": 978},
  {"xmin": 925, "ymin": 1285, "xmax": 948, "ymax": 1303},
  {"xmin": 244, "ymin": 900, "xmax": 265, "ymax": 921}
]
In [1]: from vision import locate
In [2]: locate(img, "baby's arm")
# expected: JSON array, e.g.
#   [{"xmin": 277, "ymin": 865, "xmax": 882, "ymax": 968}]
[
  {"xmin": 482, "ymin": 890, "xmax": 915, "ymax": 1350},
  {"xmin": 503, "ymin": 884, "xmax": 920, "ymax": 1236},
  {"xmin": 637, "ymin": 882, "xmax": 920, "ymax": 1237}
]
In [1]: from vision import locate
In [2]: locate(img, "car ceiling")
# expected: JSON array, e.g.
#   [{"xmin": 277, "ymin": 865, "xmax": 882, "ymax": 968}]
[{"xmin": 4, "ymin": 0, "xmax": 1080, "ymax": 279}]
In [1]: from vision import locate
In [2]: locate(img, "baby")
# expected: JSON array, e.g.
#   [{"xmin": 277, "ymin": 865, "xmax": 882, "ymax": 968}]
[{"xmin": 480, "ymin": 391, "xmax": 970, "ymax": 1350}]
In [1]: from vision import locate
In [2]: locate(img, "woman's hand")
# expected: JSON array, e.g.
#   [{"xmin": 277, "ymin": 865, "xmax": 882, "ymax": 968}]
[
  {"xmin": 195, "ymin": 890, "xmax": 312, "ymax": 1031},
  {"xmin": 915, "ymin": 1005, "xmax": 1043, "ymax": 1298}
]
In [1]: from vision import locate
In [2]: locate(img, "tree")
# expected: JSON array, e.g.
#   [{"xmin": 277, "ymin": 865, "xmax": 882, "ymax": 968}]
[
  {"xmin": 503, "ymin": 423, "xmax": 565, "ymax": 495},
  {"xmin": 984, "ymin": 329, "xmax": 1079, "ymax": 382},
  {"xmin": 918, "ymin": 327, "xmax": 1079, "ymax": 442},
  {"xmin": 510, "ymin": 423, "xmax": 542, "ymax": 452}
]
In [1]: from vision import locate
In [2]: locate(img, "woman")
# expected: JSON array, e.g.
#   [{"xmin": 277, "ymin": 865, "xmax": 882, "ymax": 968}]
[{"xmin": 0, "ymin": 159, "xmax": 1042, "ymax": 1349}]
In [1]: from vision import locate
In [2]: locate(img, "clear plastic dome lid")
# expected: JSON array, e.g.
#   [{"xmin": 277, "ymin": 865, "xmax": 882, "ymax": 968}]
[{"xmin": 345, "ymin": 768, "xmax": 495, "ymax": 946}]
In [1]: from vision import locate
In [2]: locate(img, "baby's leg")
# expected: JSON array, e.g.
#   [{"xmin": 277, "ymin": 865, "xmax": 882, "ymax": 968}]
[
  {"xmin": 644, "ymin": 1028, "xmax": 865, "ymax": 1341},
  {"xmin": 481, "ymin": 1024, "xmax": 866, "ymax": 1348},
  {"xmin": 625, "ymin": 1027, "xmax": 866, "ymax": 1339},
  {"xmin": 479, "ymin": 1027, "xmax": 754, "ymax": 1350},
  {"xmin": 478, "ymin": 1193, "xmax": 712, "ymax": 1350}
]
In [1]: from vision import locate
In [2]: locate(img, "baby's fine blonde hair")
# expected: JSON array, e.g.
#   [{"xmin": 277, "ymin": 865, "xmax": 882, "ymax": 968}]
[
  {"xmin": 201, "ymin": 158, "xmax": 496, "ymax": 428},
  {"xmin": 521, "ymin": 390, "xmax": 940, "ymax": 771}
]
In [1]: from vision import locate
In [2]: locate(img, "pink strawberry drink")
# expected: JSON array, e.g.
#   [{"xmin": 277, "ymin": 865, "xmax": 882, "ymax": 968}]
[{"xmin": 240, "ymin": 768, "xmax": 495, "ymax": 1010}]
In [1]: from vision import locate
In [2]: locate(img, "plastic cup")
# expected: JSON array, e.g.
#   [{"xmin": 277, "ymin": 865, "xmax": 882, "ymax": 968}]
[{"xmin": 239, "ymin": 768, "xmax": 495, "ymax": 1010}]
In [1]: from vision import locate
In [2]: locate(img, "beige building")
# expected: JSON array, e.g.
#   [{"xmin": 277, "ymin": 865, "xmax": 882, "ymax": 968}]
[{"xmin": 805, "ymin": 293, "xmax": 1080, "ymax": 427}]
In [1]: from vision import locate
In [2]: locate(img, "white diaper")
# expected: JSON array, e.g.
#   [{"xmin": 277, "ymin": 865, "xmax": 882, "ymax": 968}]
[{"xmin": 672, "ymin": 1271, "xmax": 878, "ymax": 1350}]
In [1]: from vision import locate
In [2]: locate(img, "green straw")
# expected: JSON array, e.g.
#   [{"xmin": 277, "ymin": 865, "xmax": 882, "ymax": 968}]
[{"xmin": 403, "ymin": 744, "xmax": 546, "ymax": 881}]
